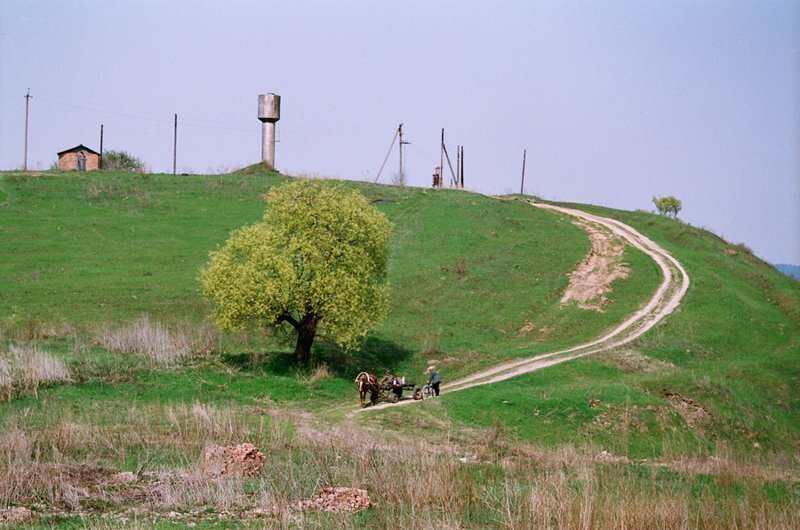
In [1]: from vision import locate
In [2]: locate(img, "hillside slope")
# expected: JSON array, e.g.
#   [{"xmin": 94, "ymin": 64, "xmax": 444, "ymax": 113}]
[
  {"xmin": 404, "ymin": 200, "xmax": 800, "ymax": 460},
  {"xmin": 1, "ymin": 169, "xmax": 798, "ymax": 527}
]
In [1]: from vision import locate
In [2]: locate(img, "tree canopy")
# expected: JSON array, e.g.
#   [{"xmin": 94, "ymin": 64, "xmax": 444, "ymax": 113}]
[
  {"xmin": 652, "ymin": 195, "xmax": 682, "ymax": 218},
  {"xmin": 199, "ymin": 179, "xmax": 393, "ymax": 365}
]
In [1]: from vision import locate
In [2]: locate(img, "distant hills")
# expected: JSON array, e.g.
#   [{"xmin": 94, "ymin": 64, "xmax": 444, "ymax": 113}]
[{"xmin": 775, "ymin": 263, "xmax": 800, "ymax": 280}]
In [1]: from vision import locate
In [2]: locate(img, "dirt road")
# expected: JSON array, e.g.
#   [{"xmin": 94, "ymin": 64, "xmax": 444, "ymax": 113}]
[{"xmin": 357, "ymin": 198, "xmax": 689, "ymax": 412}]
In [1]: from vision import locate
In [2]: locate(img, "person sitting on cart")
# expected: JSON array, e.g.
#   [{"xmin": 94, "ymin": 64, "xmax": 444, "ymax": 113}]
[
  {"xmin": 427, "ymin": 366, "xmax": 441, "ymax": 396},
  {"xmin": 381, "ymin": 370, "xmax": 404, "ymax": 400},
  {"xmin": 390, "ymin": 374, "xmax": 404, "ymax": 400}
]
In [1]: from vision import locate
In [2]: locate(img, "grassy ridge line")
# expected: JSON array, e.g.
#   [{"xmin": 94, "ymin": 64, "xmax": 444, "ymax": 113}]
[
  {"xmin": 0, "ymin": 171, "xmax": 662, "ymax": 385},
  {"xmin": 357, "ymin": 198, "xmax": 688, "ymax": 413}
]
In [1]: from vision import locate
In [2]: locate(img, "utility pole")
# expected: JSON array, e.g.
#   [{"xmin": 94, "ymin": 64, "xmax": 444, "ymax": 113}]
[
  {"xmin": 456, "ymin": 145, "xmax": 461, "ymax": 189},
  {"xmin": 520, "ymin": 149, "xmax": 527, "ymax": 195},
  {"xmin": 99, "ymin": 124, "xmax": 104, "ymax": 169},
  {"xmin": 398, "ymin": 123, "xmax": 410, "ymax": 185},
  {"xmin": 23, "ymin": 89, "xmax": 32, "ymax": 171},
  {"xmin": 460, "ymin": 145, "xmax": 465, "ymax": 189},
  {"xmin": 440, "ymin": 128, "xmax": 445, "ymax": 186},
  {"xmin": 173, "ymin": 113, "xmax": 178, "ymax": 175}
]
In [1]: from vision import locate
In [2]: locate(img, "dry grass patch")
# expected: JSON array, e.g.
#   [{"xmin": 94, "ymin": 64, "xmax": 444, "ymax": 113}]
[
  {"xmin": 0, "ymin": 344, "xmax": 72, "ymax": 399},
  {"xmin": 1, "ymin": 413, "xmax": 799, "ymax": 527},
  {"xmin": 93, "ymin": 316, "xmax": 219, "ymax": 366}
]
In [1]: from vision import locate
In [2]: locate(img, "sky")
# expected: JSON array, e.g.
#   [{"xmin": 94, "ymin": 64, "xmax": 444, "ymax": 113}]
[{"xmin": 1, "ymin": 1, "xmax": 798, "ymax": 264}]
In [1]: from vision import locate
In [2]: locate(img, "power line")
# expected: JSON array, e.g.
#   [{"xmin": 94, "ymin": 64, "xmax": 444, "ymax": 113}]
[
  {"xmin": 373, "ymin": 126, "xmax": 399, "ymax": 183},
  {"xmin": 34, "ymin": 96, "xmax": 258, "ymax": 133}
]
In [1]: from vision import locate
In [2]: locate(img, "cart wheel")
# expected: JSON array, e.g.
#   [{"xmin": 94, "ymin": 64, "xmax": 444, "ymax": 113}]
[
  {"xmin": 390, "ymin": 394, "xmax": 398, "ymax": 403},
  {"xmin": 413, "ymin": 388, "xmax": 423, "ymax": 400},
  {"xmin": 422, "ymin": 386, "xmax": 434, "ymax": 400}
]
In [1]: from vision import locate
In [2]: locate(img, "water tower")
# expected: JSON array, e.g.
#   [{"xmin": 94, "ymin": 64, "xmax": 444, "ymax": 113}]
[{"xmin": 258, "ymin": 93, "xmax": 281, "ymax": 168}]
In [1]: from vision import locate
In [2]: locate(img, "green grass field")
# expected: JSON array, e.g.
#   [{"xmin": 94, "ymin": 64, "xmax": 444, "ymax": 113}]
[{"xmin": 1, "ymin": 168, "xmax": 798, "ymax": 527}]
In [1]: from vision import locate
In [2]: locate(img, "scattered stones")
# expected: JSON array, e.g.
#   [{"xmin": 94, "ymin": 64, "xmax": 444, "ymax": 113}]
[
  {"xmin": 297, "ymin": 487, "xmax": 372, "ymax": 514},
  {"xmin": 201, "ymin": 443, "xmax": 267, "ymax": 478},
  {"xmin": 588, "ymin": 398, "xmax": 602, "ymax": 408}
]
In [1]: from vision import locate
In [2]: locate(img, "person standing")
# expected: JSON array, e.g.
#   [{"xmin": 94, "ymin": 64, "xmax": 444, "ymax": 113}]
[{"xmin": 427, "ymin": 366, "xmax": 441, "ymax": 396}]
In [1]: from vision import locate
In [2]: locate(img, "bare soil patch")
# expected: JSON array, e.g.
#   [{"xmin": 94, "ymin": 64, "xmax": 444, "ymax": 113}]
[
  {"xmin": 663, "ymin": 388, "xmax": 712, "ymax": 428},
  {"xmin": 560, "ymin": 219, "xmax": 630, "ymax": 311}
]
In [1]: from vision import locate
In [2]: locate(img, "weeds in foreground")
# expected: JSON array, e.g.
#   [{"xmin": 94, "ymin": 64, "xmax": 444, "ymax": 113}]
[{"xmin": 1, "ymin": 404, "xmax": 798, "ymax": 528}]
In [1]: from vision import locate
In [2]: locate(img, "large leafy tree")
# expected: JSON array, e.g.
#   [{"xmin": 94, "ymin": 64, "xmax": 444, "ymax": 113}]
[{"xmin": 199, "ymin": 179, "xmax": 393, "ymax": 365}]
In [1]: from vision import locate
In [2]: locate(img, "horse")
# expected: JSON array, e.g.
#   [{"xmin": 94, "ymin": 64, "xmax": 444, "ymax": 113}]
[{"xmin": 354, "ymin": 372, "xmax": 379, "ymax": 407}]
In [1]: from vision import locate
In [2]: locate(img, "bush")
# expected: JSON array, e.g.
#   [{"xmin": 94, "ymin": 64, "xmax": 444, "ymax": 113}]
[{"xmin": 102, "ymin": 150, "xmax": 145, "ymax": 172}]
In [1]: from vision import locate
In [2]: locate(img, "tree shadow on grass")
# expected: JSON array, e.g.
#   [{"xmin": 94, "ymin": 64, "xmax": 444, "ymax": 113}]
[
  {"xmin": 221, "ymin": 335, "xmax": 414, "ymax": 379},
  {"xmin": 314, "ymin": 335, "xmax": 415, "ymax": 377},
  {"xmin": 221, "ymin": 350, "xmax": 297, "ymax": 376}
]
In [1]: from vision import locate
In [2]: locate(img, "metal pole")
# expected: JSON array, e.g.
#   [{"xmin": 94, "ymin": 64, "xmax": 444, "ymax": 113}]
[
  {"xmin": 173, "ymin": 113, "xmax": 178, "ymax": 175},
  {"xmin": 99, "ymin": 124, "xmax": 104, "ymax": 169},
  {"xmin": 398, "ymin": 123, "xmax": 403, "ymax": 183},
  {"xmin": 23, "ymin": 89, "xmax": 31, "ymax": 171},
  {"xmin": 520, "ymin": 149, "xmax": 527, "ymax": 195}
]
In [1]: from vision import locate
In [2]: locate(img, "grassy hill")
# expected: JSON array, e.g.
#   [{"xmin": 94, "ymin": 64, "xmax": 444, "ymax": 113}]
[{"xmin": 0, "ymin": 168, "xmax": 798, "ymax": 527}]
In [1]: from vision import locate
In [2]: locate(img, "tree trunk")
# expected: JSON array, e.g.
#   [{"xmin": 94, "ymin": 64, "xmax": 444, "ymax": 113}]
[{"xmin": 293, "ymin": 311, "xmax": 318, "ymax": 366}]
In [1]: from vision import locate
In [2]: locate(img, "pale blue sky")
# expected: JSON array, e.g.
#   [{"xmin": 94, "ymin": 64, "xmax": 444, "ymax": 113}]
[{"xmin": 1, "ymin": 1, "xmax": 798, "ymax": 264}]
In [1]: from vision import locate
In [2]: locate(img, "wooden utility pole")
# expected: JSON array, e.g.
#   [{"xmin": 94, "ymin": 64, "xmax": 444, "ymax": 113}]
[
  {"xmin": 440, "ymin": 128, "xmax": 445, "ymax": 186},
  {"xmin": 173, "ymin": 113, "xmax": 178, "ymax": 175},
  {"xmin": 460, "ymin": 146, "xmax": 465, "ymax": 189},
  {"xmin": 23, "ymin": 89, "xmax": 31, "ymax": 171},
  {"xmin": 456, "ymin": 145, "xmax": 461, "ymax": 188},
  {"xmin": 99, "ymin": 124, "xmax": 104, "ymax": 169},
  {"xmin": 520, "ymin": 149, "xmax": 527, "ymax": 195}
]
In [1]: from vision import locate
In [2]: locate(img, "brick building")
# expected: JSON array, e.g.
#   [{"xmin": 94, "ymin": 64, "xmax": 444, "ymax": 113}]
[{"xmin": 57, "ymin": 145, "xmax": 101, "ymax": 171}]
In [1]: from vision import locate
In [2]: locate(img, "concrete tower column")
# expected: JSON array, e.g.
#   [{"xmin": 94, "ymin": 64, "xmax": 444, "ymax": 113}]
[{"xmin": 258, "ymin": 94, "xmax": 281, "ymax": 169}]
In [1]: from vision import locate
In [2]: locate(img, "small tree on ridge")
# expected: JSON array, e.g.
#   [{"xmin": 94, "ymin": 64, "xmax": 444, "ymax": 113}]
[{"xmin": 652, "ymin": 195, "xmax": 682, "ymax": 218}]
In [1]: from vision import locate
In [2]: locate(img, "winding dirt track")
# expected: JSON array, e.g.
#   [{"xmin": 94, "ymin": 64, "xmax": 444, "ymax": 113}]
[{"xmin": 357, "ymin": 199, "xmax": 689, "ymax": 413}]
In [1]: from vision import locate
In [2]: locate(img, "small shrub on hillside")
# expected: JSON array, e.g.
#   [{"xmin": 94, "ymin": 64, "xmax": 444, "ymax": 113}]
[{"xmin": 303, "ymin": 363, "xmax": 333, "ymax": 387}]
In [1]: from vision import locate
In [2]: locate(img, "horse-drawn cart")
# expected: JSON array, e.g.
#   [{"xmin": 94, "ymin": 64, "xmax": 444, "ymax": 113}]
[{"xmin": 355, "ymin": 372, "xmax": 428, "ymax": 407}]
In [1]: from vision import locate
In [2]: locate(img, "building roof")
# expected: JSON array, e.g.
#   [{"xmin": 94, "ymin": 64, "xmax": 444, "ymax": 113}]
[{"xmin": 57, "ymin": 144, "xmax": 100, "ymax": 156}]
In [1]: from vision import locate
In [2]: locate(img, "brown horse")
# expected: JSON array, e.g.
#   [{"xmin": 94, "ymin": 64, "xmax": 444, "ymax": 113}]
[{"xmin": 354, "ymin": 372, "xmax": 379, "ymax": 407}]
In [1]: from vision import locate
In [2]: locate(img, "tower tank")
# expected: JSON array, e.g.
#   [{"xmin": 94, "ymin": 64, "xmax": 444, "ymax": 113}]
[{"xmin": 258, "ymin": 93, "xmax": 281, "ymax": 168}]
